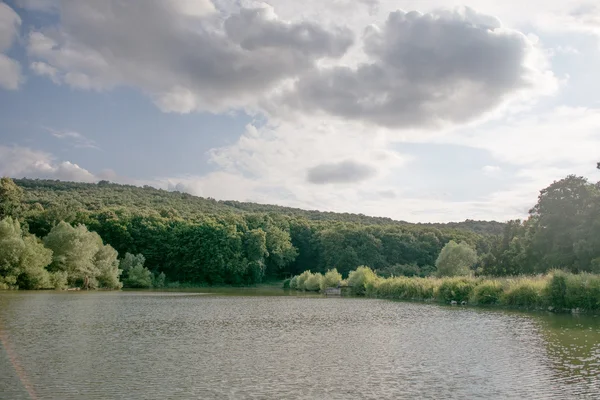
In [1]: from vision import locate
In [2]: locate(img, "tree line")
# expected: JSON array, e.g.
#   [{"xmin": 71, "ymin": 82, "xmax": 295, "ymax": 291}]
[{"xmin": 1, "ymin": 169, "xmax": 599, "ymax": 289}]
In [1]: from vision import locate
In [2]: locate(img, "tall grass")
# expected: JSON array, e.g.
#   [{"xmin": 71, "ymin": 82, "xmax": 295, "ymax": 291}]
[{"xmin": 285, "ymin": 267, "xmax": 600, "ymax": 312}]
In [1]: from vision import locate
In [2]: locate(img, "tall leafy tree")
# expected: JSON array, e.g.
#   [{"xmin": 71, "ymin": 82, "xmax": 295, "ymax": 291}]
[
  {"xmin": 0, "ymin": 217, "xmax": 53, "ymax": 289},
  {"xmin": 435, "ymin": 241, "xmax": 478, "ymax": 277},
  {"xmin": 0, "ymin": 177, "xmax": 23, "ymax": 219}
]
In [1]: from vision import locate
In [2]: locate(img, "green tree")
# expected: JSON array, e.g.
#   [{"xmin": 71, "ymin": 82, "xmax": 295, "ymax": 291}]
[
  {"xmin": 0, "ymin": 177, "xmax": 23, "ymax": 219},
  {"xmin": 435, "ymin": 241, "xmax": 478, "ymax": 277},
  {"xmin": 120, "ymin": 252, "xmax": 153, "ymax": 288},
  {"xmin": 44, "ymin": 221, "xmax": 121, "ymax": 289},
  {"xmin": 320, "ymin": 268, "xmax": 342, "ymax": 290},
  {"xmin": 0, "ymin": 217, "xmax": 53, "ymax": 289},
  {"xmin": 125, "ymin": 264, "xmax": 153, "ymax": 288}
]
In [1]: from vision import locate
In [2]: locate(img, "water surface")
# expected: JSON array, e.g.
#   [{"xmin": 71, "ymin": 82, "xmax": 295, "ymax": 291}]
[{"xmin": 1, "ymin": 290, "xmax": 599, "ymax": 399}]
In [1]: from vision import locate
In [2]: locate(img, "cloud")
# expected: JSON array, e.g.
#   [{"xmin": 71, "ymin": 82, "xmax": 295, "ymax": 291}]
[
  {"xmin": 43, "ymin": 126, "xmax": 99, "ymax": 149},
  {"xmin": 0, "ymin": 2, "xmax": 22, "ymax": 90},
  {"xmin": 482, "ymin": 165, "xmax": 501, "ymax": 174},
  {"xmin": 30, "ymin": 61, "xmax": 61, "ymax": 83},
  {"xmin": 279, "ymin": 7, "xmax": 557, "ymax": 128},
  {"xmin": 0, "ymin": 145, "xmax": 97, "ymax": 182},
  {"xmin": 25, "ymin": 1, "xmax": 354, "ymax": 113},
  {"xmin": 307, "ymin": 160, "xmax": 377, "ymax": 184},
  {"xmin": 535, "ymin": 4, "xmax": 600, "ymax": 39}
]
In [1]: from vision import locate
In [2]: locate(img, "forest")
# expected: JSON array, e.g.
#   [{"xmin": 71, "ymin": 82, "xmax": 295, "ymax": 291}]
[{"xmin": 0, "ymin": 167, "xmax": 599, "ymax": 290}]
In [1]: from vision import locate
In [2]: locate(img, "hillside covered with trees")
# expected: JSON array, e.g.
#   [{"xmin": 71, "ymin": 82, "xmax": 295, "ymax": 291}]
[{"xmin": 1, "ymin": 170, "xmax": 599, "ymax": 289}]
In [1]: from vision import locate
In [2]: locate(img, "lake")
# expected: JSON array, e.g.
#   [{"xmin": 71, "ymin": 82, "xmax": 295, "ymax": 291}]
[{"xmin": 1, "ymin": 290, "xmax": 599, "ymax": 399}]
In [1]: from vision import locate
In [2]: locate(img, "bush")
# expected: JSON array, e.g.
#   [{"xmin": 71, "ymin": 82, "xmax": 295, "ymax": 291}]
[
  {"xmin": 470, "ymin": 281, "xmax": 503, "ymax": 305},
  {"xmin": 153, "ymin": 272, "xmax": 166, "ymax": 288},
  {"xmin": 124, "ymin": 265, "xmax": 153, "ymax": 288},
  {"xmin": 436, "ymin": 277, "xmax": 478, "ymax": 303},
  {"xmin": 283, "ymin": 278, "xmax": 291, "ymax": 289},
  {"xmin": 347, "ymin": 266, "xmax": 378, "ymax": 296},
  {"xmin": 289, "ymin": 276, "xmax": 298, "ymax": 290},
  {"xmin": 374, "ymin": 276, "xmax": 437, "ymax": 300},
  {"xmin": 304, "ymin": 273, "xmax": 323, "ymax": 292},
  {"xmin": 50, "ymin": 271, "xmax": 68, "ymax": 290},
  {"xmin": 295, "ymin": 271, "xmax": 312, "ymax": 291},
  {"xmin": 502, "ymin": 279, "xmax": 546, "ymax": 307},
  {"xmin": 320, "ymin": 268, "xmax": 342, "ymax": 291}
]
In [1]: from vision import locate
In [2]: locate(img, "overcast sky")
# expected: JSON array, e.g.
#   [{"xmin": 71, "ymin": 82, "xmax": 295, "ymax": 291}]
[{"xmin": 1, "ymin": 0, "xmax": 599, "ymax": 222}]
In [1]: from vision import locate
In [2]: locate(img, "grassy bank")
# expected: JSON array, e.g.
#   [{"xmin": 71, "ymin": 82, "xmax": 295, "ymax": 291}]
[{"xmin": 286, "ymin": 267, "xmax": 600, "ymax": 313}]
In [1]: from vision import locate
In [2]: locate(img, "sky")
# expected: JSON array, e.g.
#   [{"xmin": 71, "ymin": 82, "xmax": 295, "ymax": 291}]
[{"xmin": 0, "ymin": 0, "xmax": 599, "ymax": 223}]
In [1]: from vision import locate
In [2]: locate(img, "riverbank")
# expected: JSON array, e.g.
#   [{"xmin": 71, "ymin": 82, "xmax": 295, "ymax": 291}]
[{"xmin": 286, "ymin": 267, "xmax": 600, "ymax": 314}]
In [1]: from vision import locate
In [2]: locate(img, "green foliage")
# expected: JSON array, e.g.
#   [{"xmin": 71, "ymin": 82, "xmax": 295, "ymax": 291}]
[
  {"xmin": 546, "ymin": 271, "xmax": 600, "ymax": 311},
  {"xmin": 320, "ymin": 268, "xmax": 342, "ymax": 290},
  {"xmin": 295, "ymin": 270, "xmax": 312, "ymax": 291},
  {"xmin": 0, "ymin": 217, "xmax": 53, "ymax": 289},
  {"xmin": 120, "ymin": 252, "xmax": 153, "ymax": 288},
  {"xmin": 502, "ymin": 279, "xmax": 546, "ymax": 307},
  {"xmin": 289, "ymin": 276, "xmax": 298, "ymax": 290},
  {"xmin": 282, "ymin": 278, "xmax": 291, "ymax": 289},
  {"xmin": 470, "ymin": 281, "xmax": 503, "ymax": 305},
  {"xmin": 347, "ymin": 266, "xmax": 378, "ymax": 296},
  {"xmin": 0, "ymin": 177, "xmax": 23, "ymax": 219},
  {"xmin": 304, "ymin": 272, "xmax": 323, "ymax": 292},
  {"xmin": 153, "ymin": 272, "xmax": 166, "ymax": 288},
  {"xmin": 44, "ymin": 221, "xmax": 122, "ymax": 289},
  {"xmin": 436, "ymin": 277, "xmax": 478, "ymax": 303},
  {"xmin": 125, "ymin": 264, "xmax": 153, "ymax": 288},
  {"xmin": 436, "ymin": 241, "xmax": 478, "ymax": 277},
  {"xmin": 374, "ymin": 276, "xmax": 438, "ymax": 300}
]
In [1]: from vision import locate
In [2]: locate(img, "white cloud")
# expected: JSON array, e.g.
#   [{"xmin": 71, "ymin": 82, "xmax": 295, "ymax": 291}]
[
  {"xmin": 482, "ymin": 165, "xmax": 501, "ymax": 174},
  {"xmin": 43, "ymin": 126, "xmax": 99, "ymax": 149},
  {"xmin": 0, "ymin": 2, "xmax": 22, "ymax": 90},
  {"xmin": 0, "ymin": 145, "xmax": 97, "ymax": 182},
  {"xmin": 30, "ymin": 61, "xmax": 61, "ymax": 83}
]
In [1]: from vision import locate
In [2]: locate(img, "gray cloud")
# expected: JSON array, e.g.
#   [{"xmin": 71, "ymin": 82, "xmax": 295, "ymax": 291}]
[
  {"xmin": 25, "ymin": 1, "xmax": 354, "ymax": 112},
  {"xmin": 307, "ymin": 160, "xmax": 377, "ymax": 184},
  {"xmin": 283, "ymin": 8, "xmax": 553, "ymax": 128}
]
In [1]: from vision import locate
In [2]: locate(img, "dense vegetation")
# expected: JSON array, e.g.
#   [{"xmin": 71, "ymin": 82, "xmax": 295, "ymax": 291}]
[
  {"xmin": 288, "ymin": 266, "xmax": 600, "ymax": 312},
  {"xmin": 1, "ymin": 166, "xmax": 599, "ymax": 289}
]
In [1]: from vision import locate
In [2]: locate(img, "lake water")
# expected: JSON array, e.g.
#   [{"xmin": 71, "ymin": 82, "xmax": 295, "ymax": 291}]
[{"xmin": 1, "ymin": 290, "xmax": 599, "ymax": 399}]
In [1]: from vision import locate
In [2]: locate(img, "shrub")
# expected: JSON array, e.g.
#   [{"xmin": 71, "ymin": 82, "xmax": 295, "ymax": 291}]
[
  {"xmin": 283, "ymin": 278, "xmax": 291, "ymax": 289},
  {"xmin": 295, "ymin": 271, "xmax": 312, "ymax": 291},
  {"xmin": 320, "ymin": 268, "xmax": 342, "ymax": 291},
  {"xmin": 153, "ymin": 272, "xmax": 166, "ymax": 288},
  {"xmin": 502, "ymin": 279, "xmax": 546, "ymax": 307},
  {"xmin": 124, "ymin": 264, "xmax": 153, "ymax": 288},
  {"xmin": 436, "ymin": 277, "xmax": 478, "ymax": 303},
  {"xmin": 546, "ymin": 270, "xmax": 568, "ymax": 309},
  {"xmin": 471, "ymin": 281, "xmax": 503, "ymax": 305},
  {"xmin": 347, "ymin": 266, "xmax": 378, "ymax": 296},
  {"xmin": 304, "ymin": 273, "xmax": 323, "ymax": 292},
  {"xmin": 289, "ymin": 276, "xmax": 298, "ymax": 290},
  {"xmin": 50, "ymin": 271, "xmax": 68, "ymax": 290}
]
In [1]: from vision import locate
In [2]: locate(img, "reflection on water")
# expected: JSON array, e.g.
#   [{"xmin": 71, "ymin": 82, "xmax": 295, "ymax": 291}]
[{"xmin": 0, "ymin": 290, "xmax": 598, "ymax": 399}]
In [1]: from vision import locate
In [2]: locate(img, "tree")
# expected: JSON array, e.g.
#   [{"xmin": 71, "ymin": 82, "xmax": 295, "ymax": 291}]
[
  {"xmin": 44, "ymin": 221, "xmax": 122, "ymax": 289},
  {"xmin": 0, "ymin": 177, "xmax": 23, "ymax": 219},
  {"xmin": 120, "ymin": 252, "xmax": 153, "ymax": 288},
  {"xmin": 125, "ymin": 264, "xmax": 153, "ymax": 288},
  {"xmin": 0, "ymin": 217, "xmax": 53, "ymax": 289},
  {"xmin": 435, "ymin": 241, "xmax": 478, "ymax": 277},
  {"xmin": 320, "ymin": 268, "xmax": 342, "ymax": 290}
]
